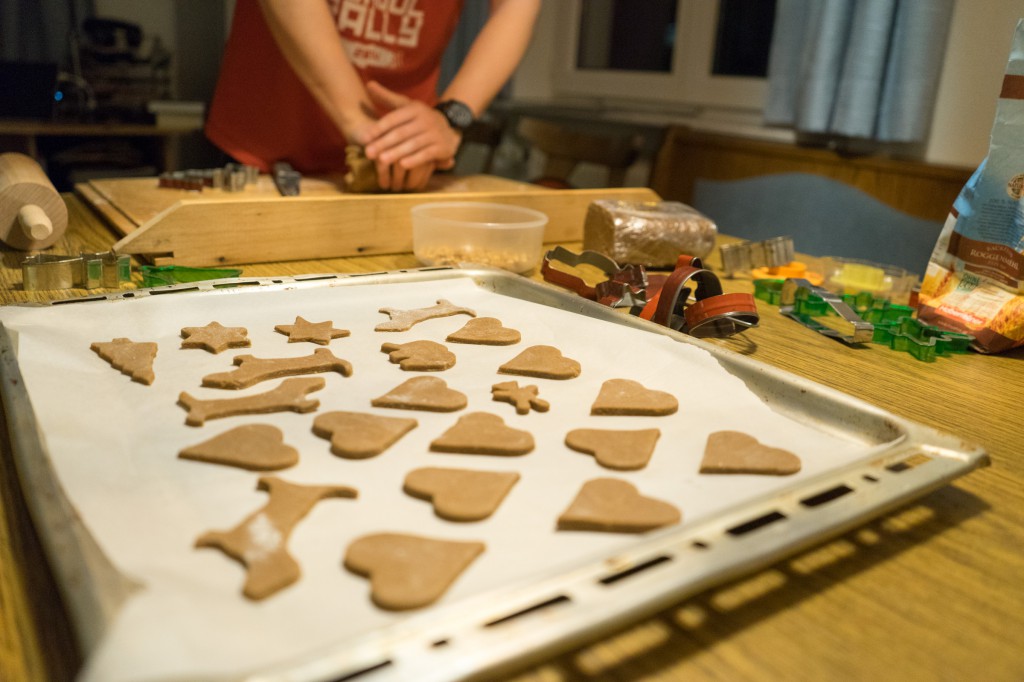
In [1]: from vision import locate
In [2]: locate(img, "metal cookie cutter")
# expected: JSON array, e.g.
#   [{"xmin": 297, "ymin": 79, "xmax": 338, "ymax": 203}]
[
  {"xmin": 272, "ymin": 161, "xmax": 301, "ymax": 196},
  {"xmin": 719, "ymin": 236, "xmax": 795, "ymax": 277},
  {"xmin": 541, "ymin": 246, "xmax": 650, "ymax": 311},
  {"xmin": 22, "ymin": 251, "xmax": 131, "ymax": 291},
  {"xmin": 640, "ymin": 255, "xmax": 759, "ymax": 337},
  {"xmin": 779, "ymin": 278, "xmax": 873, "ymax": 344}
]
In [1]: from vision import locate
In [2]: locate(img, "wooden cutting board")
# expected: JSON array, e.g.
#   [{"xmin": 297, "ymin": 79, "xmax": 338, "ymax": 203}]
[{"xmin": 75, "ymin": 174, "xmax": 659, "ymax": 267}]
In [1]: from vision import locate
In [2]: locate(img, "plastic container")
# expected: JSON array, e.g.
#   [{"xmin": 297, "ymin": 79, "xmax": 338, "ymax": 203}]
[
  {"xmin": 411, "ymin": 202, "xmax": 548, "ymax": 274},
  {"xmin": 822, "ymin": 257, "xmax": 918, "ymax": 305}
]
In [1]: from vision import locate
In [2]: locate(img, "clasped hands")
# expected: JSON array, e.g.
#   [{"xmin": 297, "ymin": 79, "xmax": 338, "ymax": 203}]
[{"xmin": 354, "ymin": 81, "xmax": 463, "ymax": 192}]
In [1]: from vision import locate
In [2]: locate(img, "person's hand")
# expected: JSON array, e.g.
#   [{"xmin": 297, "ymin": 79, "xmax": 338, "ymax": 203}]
[
  {"xmin": 378, "ymin": 159, "xmax": 436, "ymax": 192},
  {"xmin": 362, "ymin": 81, "xmax": 461, "ymax": 173}
]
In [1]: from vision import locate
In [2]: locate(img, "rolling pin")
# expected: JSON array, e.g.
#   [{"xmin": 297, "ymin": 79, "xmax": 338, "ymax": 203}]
[{"xmin": 0, "ymin": 152, "xmax": 68, "ymax": 250}]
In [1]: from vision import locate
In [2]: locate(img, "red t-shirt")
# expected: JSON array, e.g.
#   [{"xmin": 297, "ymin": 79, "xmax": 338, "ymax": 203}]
[{"xmin": 206, "ymin": 0, "xmax": 465, "ymax": 173}]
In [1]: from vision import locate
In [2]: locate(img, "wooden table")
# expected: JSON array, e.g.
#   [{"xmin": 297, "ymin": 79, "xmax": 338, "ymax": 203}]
[{"xmin": 1, "ymin": 194, "xmax": 1022, "ymax": 681}]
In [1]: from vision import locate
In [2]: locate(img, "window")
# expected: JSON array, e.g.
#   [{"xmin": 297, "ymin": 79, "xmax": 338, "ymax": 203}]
[{"xmin": 553, "ymin": 0, "xmax": 776, "ymax": 111}]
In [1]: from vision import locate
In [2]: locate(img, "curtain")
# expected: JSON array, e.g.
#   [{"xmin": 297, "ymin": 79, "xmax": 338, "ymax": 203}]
[
  {"xmin": 1, "ymin": 0, "xmax": 94, "ymax": 66},
  {"xmin": 763, "ymin": 0, "xmax": 954, "ymax": 143}
]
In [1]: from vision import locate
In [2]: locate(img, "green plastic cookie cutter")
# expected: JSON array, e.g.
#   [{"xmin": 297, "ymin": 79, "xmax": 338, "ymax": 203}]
[
  {"xmin": 140, "ymin": 265, "xmax": 243, "ymax": 287},
  {"xmin": 870, "ymin": 316, "xmax": 973, "ymax": 362}
]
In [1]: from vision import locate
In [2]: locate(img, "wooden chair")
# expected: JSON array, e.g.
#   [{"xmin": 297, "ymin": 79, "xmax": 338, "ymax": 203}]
[{"xmin": 516, "ymin": 117, "xmax": 643, "ymax": 188}]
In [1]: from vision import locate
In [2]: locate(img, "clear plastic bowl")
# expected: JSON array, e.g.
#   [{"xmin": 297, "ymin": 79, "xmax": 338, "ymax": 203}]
[{"xmin": 411, "ymin": 202, "xmax": 548, "ymax": 274}]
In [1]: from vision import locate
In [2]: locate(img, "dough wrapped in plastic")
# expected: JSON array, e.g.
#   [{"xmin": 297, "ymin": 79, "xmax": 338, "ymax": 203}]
[{"xmin": 583, "ymin": 200, "xmax": 717, "ymax": 268}]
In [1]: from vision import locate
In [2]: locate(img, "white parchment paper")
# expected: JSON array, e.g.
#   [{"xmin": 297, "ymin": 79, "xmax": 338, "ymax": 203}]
[{"xmin": 0, "ymin": 275, "xmax": 871, "ymax": 682}]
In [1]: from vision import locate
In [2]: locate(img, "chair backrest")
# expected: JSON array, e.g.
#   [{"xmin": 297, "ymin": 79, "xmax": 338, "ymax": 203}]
[
  {"xmin": 692, "ymin": 172, "xmax": 944, "ymax": 274},
  {"xmin": 516, "ymin": 117, "xmax": 642, "ymax": 188}
]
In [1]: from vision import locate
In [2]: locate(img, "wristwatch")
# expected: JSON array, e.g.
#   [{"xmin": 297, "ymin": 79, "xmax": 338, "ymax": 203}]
[{"xmin": 434, "ymin": 99, "xmax": 474, "ymax": 132}]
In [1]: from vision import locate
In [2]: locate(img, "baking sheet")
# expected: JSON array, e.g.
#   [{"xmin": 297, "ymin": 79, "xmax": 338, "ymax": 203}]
[{"xmin": 0, "ymin": 269, "xmax": 986, "ymax": 682}]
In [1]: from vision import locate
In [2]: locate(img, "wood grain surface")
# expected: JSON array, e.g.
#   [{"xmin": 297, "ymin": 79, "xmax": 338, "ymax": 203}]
[{"xmin": 0, "ymin": 194, "xmax": 1021, "ymax": 682}]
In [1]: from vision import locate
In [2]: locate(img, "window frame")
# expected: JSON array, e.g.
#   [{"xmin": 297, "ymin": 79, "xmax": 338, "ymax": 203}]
[{"xmin": 551, "ymin": 0, "xmax": 770, "ymax": 111}]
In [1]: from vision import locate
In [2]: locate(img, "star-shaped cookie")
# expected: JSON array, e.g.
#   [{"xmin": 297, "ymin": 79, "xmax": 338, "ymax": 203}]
[
  {"xmin": 181, "ymin": 322, "xmax": 251, "ymax": 354},
  {"xmin": 274, "ymin": 316, "xmax": 350, "ymax": 345}
]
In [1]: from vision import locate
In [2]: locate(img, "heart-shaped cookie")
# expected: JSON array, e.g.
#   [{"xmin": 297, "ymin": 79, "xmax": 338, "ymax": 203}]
[
  {"xmin": 312, "ymin": 411, "xmax": 418, "ymax": 459},
  {"xmin": 430, "ymin": 412, "xmax": 534, "ymax": 456},
  {"xmin": 404, "ymin": 467, "xmax": 520, "ymax": 521},
  {"xmin": 565, "ymin": 428, "xmax": 661, "ymax": 470},
  {"xmin": 498, "ymin": 345, "xmax": 581, "ymax": 380},
  {"xmin": 699, "ymin": 430, "xmax": 801, "ymax": 475},
  {"xmin": 590, "ymin": 379, "xmax": 678, "ymax": 416},
  {"xmin": 344, "ymin": 532, "xmax": 485, "ymax": 610},
  {"xmin": 446, "ymin": 317, "xmax": 521, "ymax": 346},
  {"xmin": 179, "ymin": 424, "xmax": 299, "ymax": 470},
  {"xmin": 371, "ymin": 376, "xmax": 467, "ymax": 412},
  {"xmin": 557, "ymin": 478, "xmax": 680, "ymax": 533},
  {"xmin": 381, "ymin": 340, "xmax": 456, "ymax": 371}
]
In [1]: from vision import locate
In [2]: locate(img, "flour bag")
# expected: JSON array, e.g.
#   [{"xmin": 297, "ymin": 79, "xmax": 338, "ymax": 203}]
[{"xmin": 918, "ymin": 19, "xmax": 1024, "ymax": 352}]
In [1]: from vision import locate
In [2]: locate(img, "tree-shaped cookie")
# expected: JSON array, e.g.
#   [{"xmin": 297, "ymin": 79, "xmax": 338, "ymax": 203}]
[
  {"xmin": 91, "ymin": 337, "xmax": 157, "ymax": 385},
  {"xmin": 196, "ymin": 476, "xmax": 357, "ymax": 599}
]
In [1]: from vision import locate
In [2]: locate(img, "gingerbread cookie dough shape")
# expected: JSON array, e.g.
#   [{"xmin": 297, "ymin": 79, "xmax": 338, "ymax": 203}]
[
  {"xmin": 404, "ymin": 467, "xmax": 520, "ymax": 521},
  {"xmin": 498, "ymin": 345, "xmax": 581, "ymax": 380},
  {"xmin": 491, "ymin": 381, "xmax": 550, "ymax": 415},
  {"xmin": 558, "ymin": 478, "xmax": 680, "ymax": 533},
  {"xmin": 375, "ymin": 299, "xmax": 475, "ymax": 332},
  {"xmin": 430, "ymin": 412, "xmax": 534, "ymax": 456},
  {"xmin": 446, "ymin": 317, "xmax": 521, "ymax": 346},
  {"xmin": 197, "ymin": 476, "xmax": 357, "ymax": 600},
  {"xmin": 181, "ymin": 321, "xmax": 251, "ymax": 354},
  {"xmin": 274, "ymin": 316, "xmax": 350, "ymax": 345},
  {"xmin": 371, "ymin": 376, "xmax": 467, "ymax": 412},
  {"xmin": 381, "ymin": 340, "xmax": 456, "ymax": 371},
  {"xmin": 699, "ymin": 430, "xmax": 801, "ymax": 475},
  {"xmin": 179, "ymin": 424, "xmax": 298, "ymax": 470},
  {"xmin": 91, "ymin": 338, "xmax": 157, "ymax": 385},
  {"xmin": 344, "ymin": 144, "xmax": 380, "ymax": 193},
  {"xmin": 202, "ymin": 348, "xmax": 353, "ymax": 389},
  {"xmin": 591, "ymin": 379, "xmax": 678, "ymax": 416},
  {"xmin": 178, "ymin": 376, "xmax": 325, "ymax": 426},
  {"xmin": 565, "ymin": 428, "xmax": 661, "ymax": 470},
  {"xmin": 312, "ymin": 411, "xmax": 418, "ymax": 459},
  {"xmin": 344, "ymin": 532, "xmax": 484, "ymax": 611}
]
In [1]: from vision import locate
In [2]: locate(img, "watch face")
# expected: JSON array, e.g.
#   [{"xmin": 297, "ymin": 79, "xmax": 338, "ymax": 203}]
[{"xmin": 438, "ymin": 100, "xmax": 473, "ymax": 130}]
